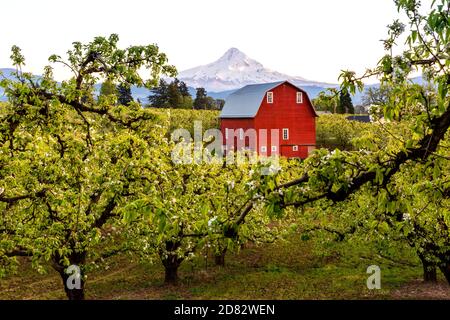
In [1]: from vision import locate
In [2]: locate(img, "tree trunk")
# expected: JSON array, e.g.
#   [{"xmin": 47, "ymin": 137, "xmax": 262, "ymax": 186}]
[
  {"xmin": 439, "ymin": 263, "xmax": 450, "ymax": 285},
  {"xmin": 419, "ymin": 255, "xmax": 437, "ymax": 282},
  {"xmin": 162, "ymin": 255, "xmax": 183, "ymax": 285},
  {"xmin": 160, "ymin": 240, "xmax": 184, "ymax": 285},
  {"xmin": 214, "ymin": 247, "xmax": 227, "ymax": 266},
  {"xmin": 51, "ymin": 252, "xmax": 86, "ymax": 300},
  {"xmin": 164, "ymin": 263, "xmax": 180, "ymax": 284},
  {"xmin": 423, "ymin": 264, "xmax": 437, "ymax": 282},
  {"xmin": 59, "ymin": 270, "xmax": 85, "ymax": 300}
]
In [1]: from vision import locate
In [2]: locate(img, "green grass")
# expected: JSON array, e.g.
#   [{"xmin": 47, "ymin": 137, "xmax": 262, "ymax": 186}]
[{"xmin": 1, "ymin": 234, "xmax": 444, "ymax": 300}]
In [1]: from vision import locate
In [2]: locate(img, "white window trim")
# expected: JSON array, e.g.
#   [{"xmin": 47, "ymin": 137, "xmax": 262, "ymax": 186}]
[
  {"xmin": 271, "ymin": 145, "xmax": 277, "ymax": 152},
  {"xmin": 267, "ymin": 92, "xmax": 273, "ymax": 104},
  {"xmin": 296, "ymin": 92, "xmax": 303, "ymax": 104},
  {"xmin": 261, "ymin": 146, "xmax": 267, "ymax": 152},
  {"xmin": 282, "ymin": 128, "xmax": 289, "ymax": 140},
  {"xmin": 293, "ymin": 145, "xmax": 298, "ymax": 151}
]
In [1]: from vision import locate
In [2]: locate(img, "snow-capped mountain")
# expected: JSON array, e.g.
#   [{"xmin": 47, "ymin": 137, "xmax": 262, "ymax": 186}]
[{"xmin": 177, "ymin": 48, "xmax": 335, "ymax": 92}]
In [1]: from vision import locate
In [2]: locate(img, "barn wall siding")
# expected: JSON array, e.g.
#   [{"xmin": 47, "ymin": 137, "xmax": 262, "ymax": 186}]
[{"xmin": 220, "ymin": 118, "xmax": 255, "ymax": 149}]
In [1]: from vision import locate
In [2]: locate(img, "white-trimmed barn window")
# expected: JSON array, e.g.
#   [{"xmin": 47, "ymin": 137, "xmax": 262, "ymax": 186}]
[
  {"xmin": 282, "ymin": 128, "xmax": 289, "ymax": 140},
  {"xmin": 293, "ymin": 145, "xmax": 298, "ymax": 151},
  {"xmin": 261, "ymin": 146, "xmax": 267, "ymax": 152},
  {"xmin": 267, "ymin": 92, "xmax": 273, "ymax": 104},
  {"xmin": 271, "ymin": 145, "xmax": 277, "ymax": 152},
  {"xmin": 296, "ymin": 92, "xmax": 303, "ymax": 104}
]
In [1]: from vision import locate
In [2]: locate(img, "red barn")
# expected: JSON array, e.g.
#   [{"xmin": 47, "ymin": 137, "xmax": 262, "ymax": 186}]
[{"xmin": 220, "ymin": 81, "xmax": 317, "ymax": 158}]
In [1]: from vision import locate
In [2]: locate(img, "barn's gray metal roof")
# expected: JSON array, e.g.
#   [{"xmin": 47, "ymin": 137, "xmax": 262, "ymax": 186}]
[{"xmin": 219, "ymin": 81, "xmax": 285, "ymax": 118}]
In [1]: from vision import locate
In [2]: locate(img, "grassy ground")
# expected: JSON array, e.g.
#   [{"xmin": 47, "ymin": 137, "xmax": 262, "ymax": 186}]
[{"xmin": 0, "ymin": 235, "xmax": 448, "ymax": 300}]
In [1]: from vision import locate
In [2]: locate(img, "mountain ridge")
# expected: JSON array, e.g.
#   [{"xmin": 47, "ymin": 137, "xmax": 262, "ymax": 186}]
[{"xmin": 177, "ymin": 48, "xmax": 335, "ymax": 92}]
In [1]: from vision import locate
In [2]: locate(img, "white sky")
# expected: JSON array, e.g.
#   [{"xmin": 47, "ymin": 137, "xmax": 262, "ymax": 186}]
[{"xmin": 1, "ymin": 0, "xmax": 414, "ymax": 84}]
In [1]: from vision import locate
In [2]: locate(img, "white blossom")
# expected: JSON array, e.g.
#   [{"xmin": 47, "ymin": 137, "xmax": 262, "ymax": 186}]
[
  {"xmin": 208, "ymin": 216, "xmax": 217, "ymax": 228},
  {"xmin": 246, "ymin": 181, "xmax": 255, "ymax": 188}
]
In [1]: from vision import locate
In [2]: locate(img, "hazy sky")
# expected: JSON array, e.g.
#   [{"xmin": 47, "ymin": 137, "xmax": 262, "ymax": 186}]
[{"xmin": 1, "ymin": 0, "xmax": 410, "ymax": 83}]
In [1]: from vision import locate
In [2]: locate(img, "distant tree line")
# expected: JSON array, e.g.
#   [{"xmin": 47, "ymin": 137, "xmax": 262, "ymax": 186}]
[
  {"xmin": 99, "ymin": 79, "xmax": 134, "ymax": 106},
  {"xmin": 148, "ymin": 78, "xmax": 192, "ymax": 109},
  {"xmin": 312, "ymin": 88, "xmax": 355, "ymax": 114},
  {"xmin": 98, "ymin": 78, "xmax": 225, "ymax": 110},
  {"xmin": 312, "ymin": 84, "xmax": 432, "ymax": 117},
  {"xmin": 148, "ymin": 78, "xmax": 225, "ymax": 110}
]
